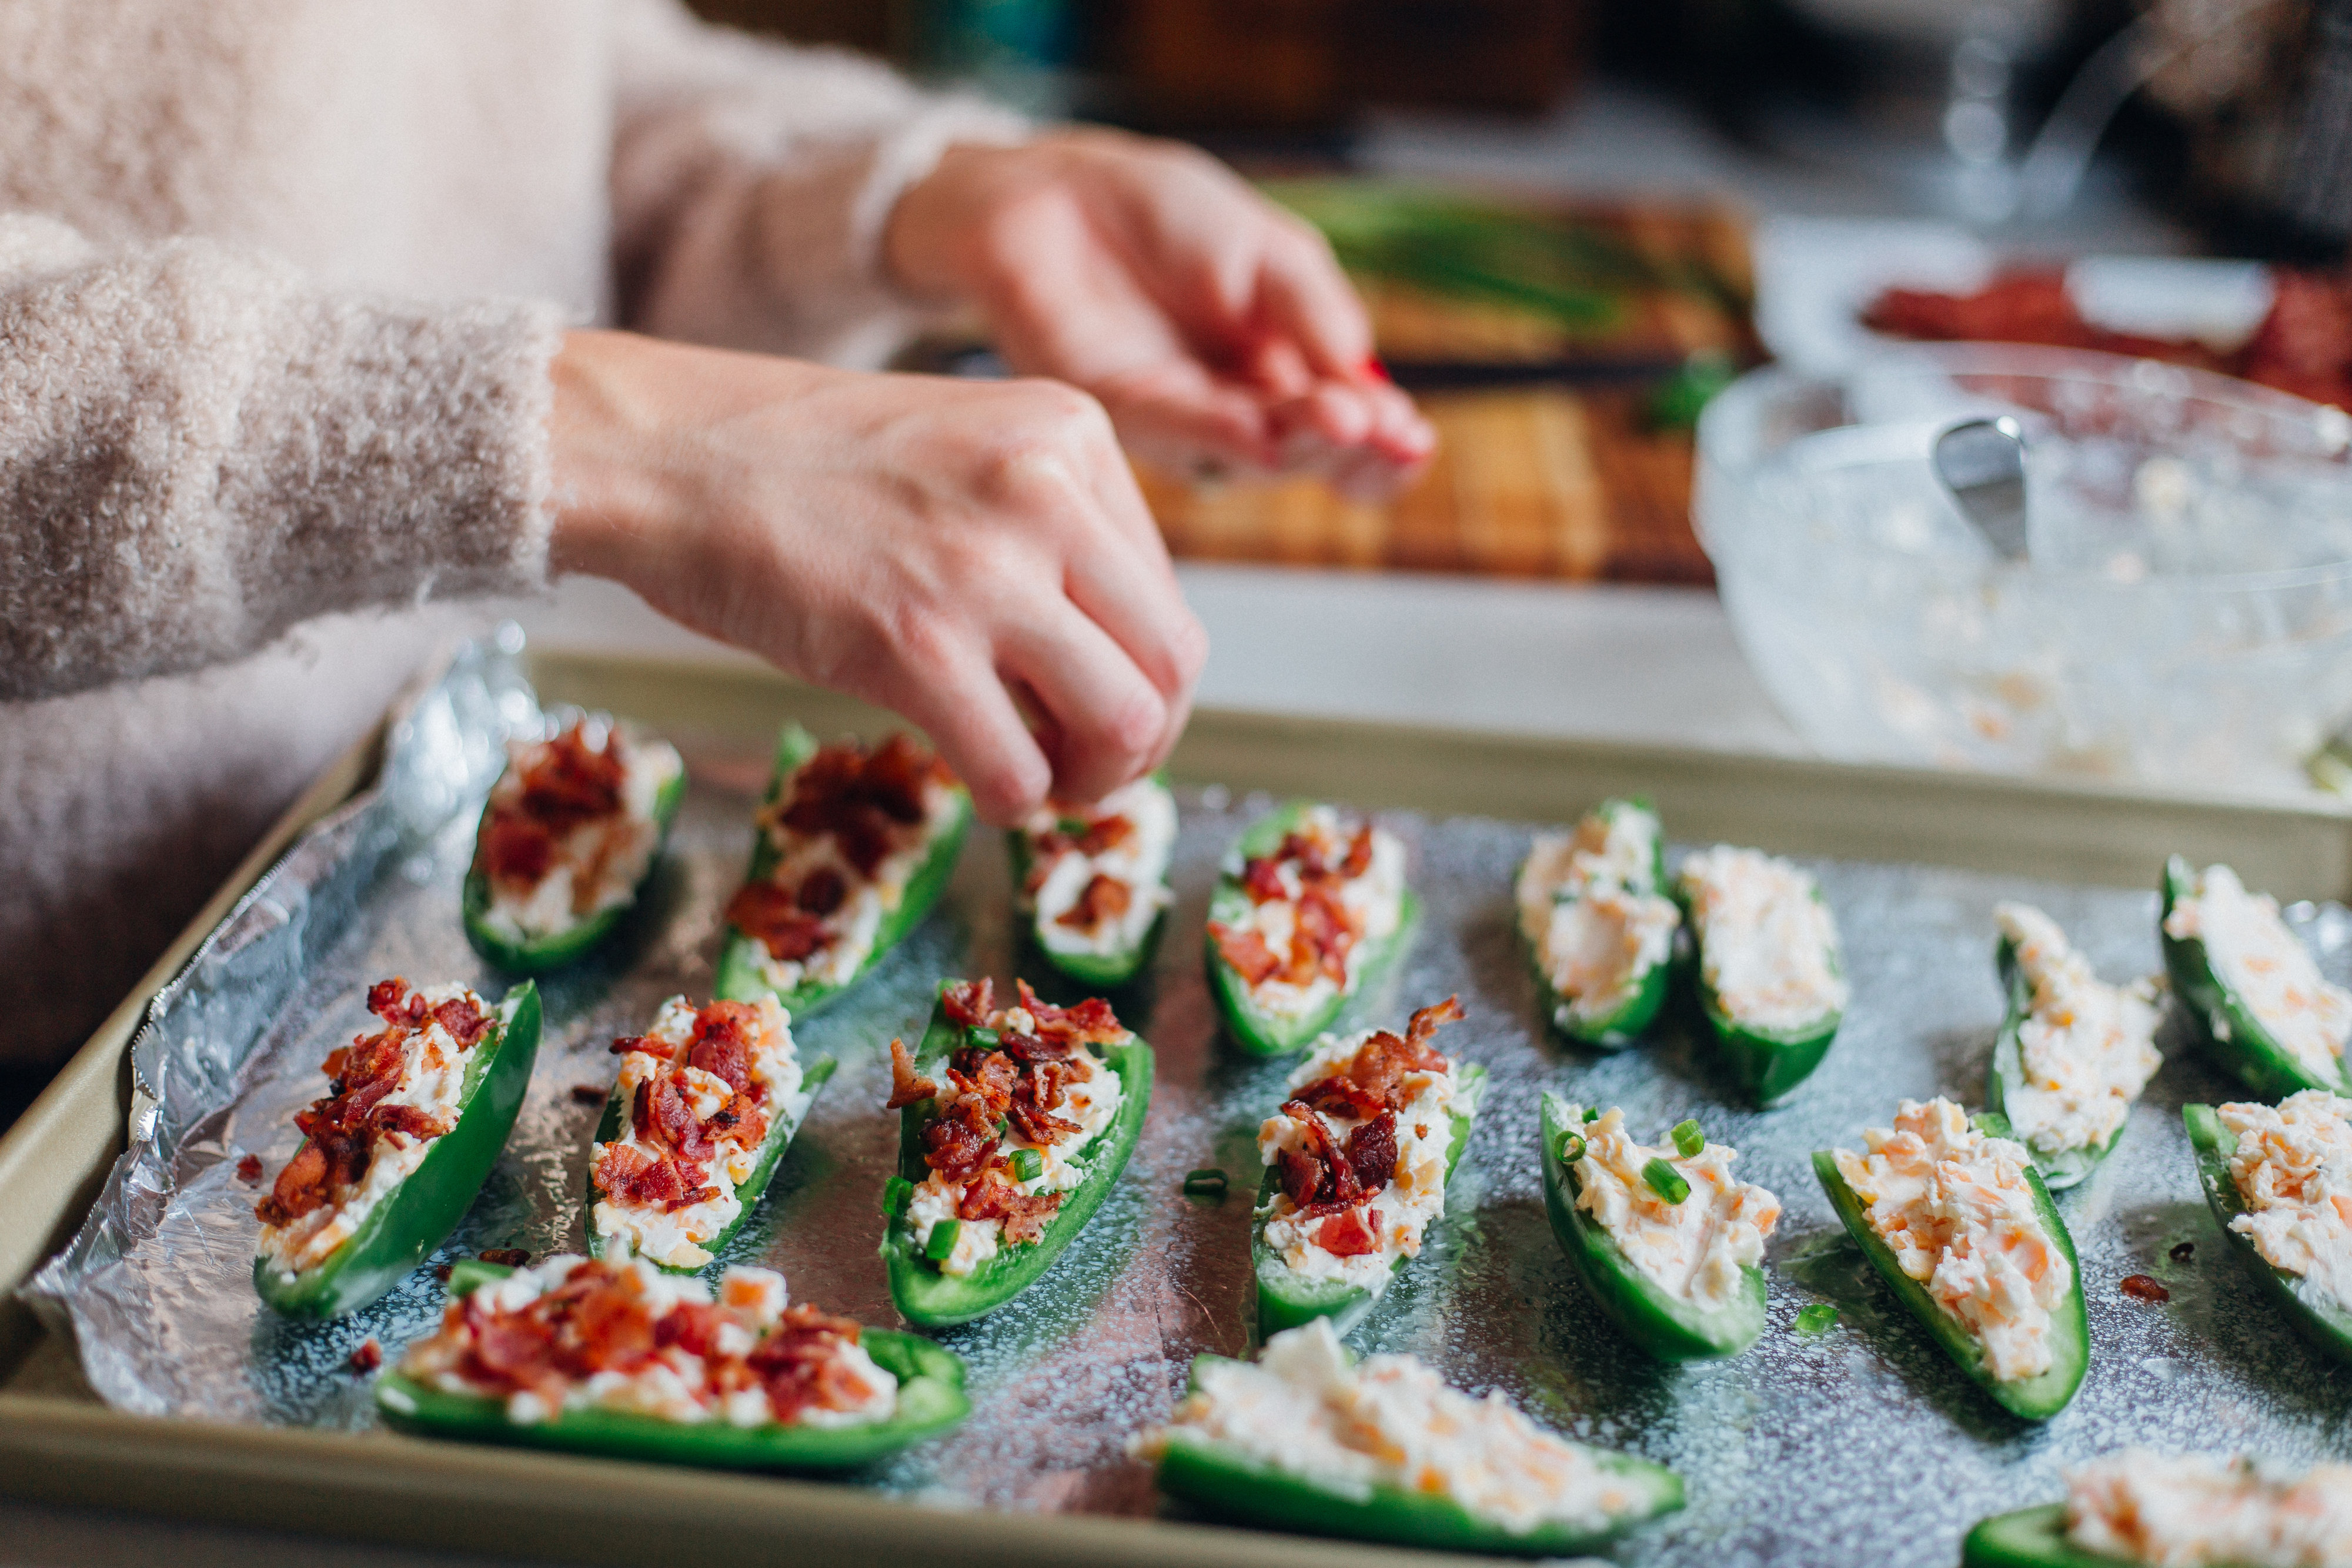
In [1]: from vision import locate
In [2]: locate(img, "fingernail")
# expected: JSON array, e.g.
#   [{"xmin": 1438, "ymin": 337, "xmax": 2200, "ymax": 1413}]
[{"xmin": 1359, "ymin": 355, "xmax": 1392, "ymax": 385}]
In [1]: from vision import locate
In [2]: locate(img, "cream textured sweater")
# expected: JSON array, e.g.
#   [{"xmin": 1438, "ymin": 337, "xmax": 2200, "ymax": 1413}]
[{"xmin": 0, "ymin": 0, "xmax": 1024, "ymax": 1063}]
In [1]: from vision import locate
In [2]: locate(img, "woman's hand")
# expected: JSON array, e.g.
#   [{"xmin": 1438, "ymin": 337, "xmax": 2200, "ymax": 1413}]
[
  {"xmin": 545, "ymin": 329, "xmax": 1205, "ymax": 823},
  {"xmin": 886, "ymin": 129, "xmax": 1435, "ymax": 499}
]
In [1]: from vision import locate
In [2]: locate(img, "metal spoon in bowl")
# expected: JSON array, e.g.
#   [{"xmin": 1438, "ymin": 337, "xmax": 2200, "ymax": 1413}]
[{"xmin": 1933, "ymin": 416, "xmax": 2029, "ymax": 561}]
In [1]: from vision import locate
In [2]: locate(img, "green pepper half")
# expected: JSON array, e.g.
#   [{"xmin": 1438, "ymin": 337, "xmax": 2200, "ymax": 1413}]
[
  {"xmin": 713, "ymin": 724, "xmax": 973, "ymax": 1015},
  {"xmin": 1959, "ymin": 1503, "xmax": 2118, "ymax": 1567},
  {"xmin": 1205, "ymin": 800, "xmax": 1418, "ymax": 1057},
  {"xmin": 1151, "ymin": 1356, "xmax": 1682, "ymax": 1557},
  {"xmin": 1005, "ymin": 771, "xmax": 1175, "ymax": 990},
  {"xmin": 1516, "ymin": 799, "xmax": 1676, "ymax": 1051},
  {"xmin": 583, "ymin": 1051, "xmax": 839, "ymax": 1275},
  {"xmin": 1538, "ymin": 1093, "xmax": 1765, "ymax": 1360},
  {"xmin": 1811, "ymin": 1111, "xmax": 2087, "ymax": 1419},
  {"xmin": 1682, "ymin": 874, "xmax": 1843, "ymax": 1106},
  {"xmin": 2183, "ymin": 1102, "xmax": 2352, "ymax": 1366},
  {"xmin": 373, "ymin": 1262, "xmax": 968, "ymax": 1470},
  {"xmin": 254, "ymin": 983, "xmax": 542, "ymax": 1319},
  {"xmin": 1983, "ymin": 938, "xmax": 2130, "ymax": 1191},
  {"xmin": 881, "ymin": 988, "xmax": 1154, "ymax": 1327},
  {"xmin": 1252, "ymin": 1065, "xmax": 1485, "ymax": 1339},
  {"xmin": 460, "ymin": 743, "xmax": 687, "ymax": 975},
  {"xmin": 2162, "ymin": 856, "xmax": 2351, "ymax": 1101}
]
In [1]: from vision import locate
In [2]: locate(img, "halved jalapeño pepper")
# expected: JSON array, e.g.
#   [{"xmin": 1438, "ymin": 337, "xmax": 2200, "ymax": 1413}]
[
  {"xmin": 2161, "ymin": 856, "xmax": 2352, "ymax": 1100},
  {"xmin": 253, "ymin": 979, "xmax": 542, "ymax": 1319},
  {"xmin": 1515, "ymin": 798, "xmax": 1678, "ymax": 1049},
  {"xmin": 1204, "ymin": 799, "xmax": 1417, "ymax": 1057},
  {"xmin": 1959, "ymin": 1504, "xmax": 2117, "ymax": 1568},
  {"xmin": 713, "ymin": 724, "xmax": 971, "ymax": 1014},
  {"xmin": 1007, "ymin": 771, "xmax": 1177, "ymax": 989},
  {"xmin": 1983, "ymin": 909, "xmax": 2163, "ymax": 1191},
  {"xmin": 583, "ymin": 994, "xmax": 837, "ymax": 1273},
  {"xmin": 1812, "ymin": 1108, "xmax": 2086, "ymax": 1419},
  {"xmin": 461, "ymin": 717, "xmax": 686, "ymax": 975},
  {"xmin": 1678, "ymin": 845, "xmax": 1845, "ymax": 1105},
  {"xmin": 1538, "ymin": 1094, "xmax": 1767, "ymax": 1360},
  {"xmin": 881, "ymin": 981, "xmax": 1152, "ymax": 1327},
  {"xmin": 1147, "ymin": 1325, "xmax": 1682, "ymax": 1557},
  {"xmin": 2183, "ymin": 1102, "xmax": 2352, "ymax": 1366},
  {"xmin": 375, "ymin": 1258, "xmax": 968, "ymax": 1470},
  {"xmin": 1252, "ymin": 1000, "xmax": 1483, "ymax": 1339}
]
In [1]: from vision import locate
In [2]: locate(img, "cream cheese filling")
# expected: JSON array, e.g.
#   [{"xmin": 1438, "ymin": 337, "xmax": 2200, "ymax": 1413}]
[
  {"xmin": 590, "ymin": 994, "xmax": 807, "ymax": 1271},
  {"xmin": 1679, "ymin": 845, "xmax": 1846, "ymax": 1034},
  {"xmin": 1256, "ymin": 1029, "xmax": 1459, "ymax": 1293},
  {"xmin": 2219, "ymin": 1091, "xmax": 2352, "ymax": 1315},
  {"xmin": 2066, "ymin": 1450, "xmax": 2352, "ymax": 1567},
  {"xmin": 749, "ymin": 777, "xmax": 963, "ymax": 994},
  {"xmin": 257, "ymin": 982, "xmax": 489, "ymax": 1279},
  {"xmin": 1132, "ymin": 1319, "xmax": 1649, "ymax": 1537},
  {"xmin": 482, "ymin": 726, "xmax": 682, "ymax": 944},
  {"xmin": 1831, "ymin": 1096, "xmax": 2071, "ymax": 1382},
  {"xmin": 1023, "ymin": 777, "xmax": 1178, "ymax": 959},
  {"xmin": 1567, "ymin": 1106, "xmax": 1780, "ymax": 1312},
  {"xmin": 1994, "ymin": 902, "xmax": 2164, "ymax": 1158},
  {"xmin": 2166, "ymin": 864, "xmax": 2352, "ymax": 1084}
]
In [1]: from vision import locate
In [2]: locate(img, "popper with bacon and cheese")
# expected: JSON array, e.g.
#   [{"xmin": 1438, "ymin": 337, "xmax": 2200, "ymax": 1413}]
[
  {"xmin": 1823, "ymin": 1098, "xmax": 2082, "ymax": 1407},
  {"xmin": 467, "ymin": 717, "xmax": 683, "ymax": 958},
  {"xmin": 1135, "ymin": 1318, "xmax": 1683, "ymax": 1552},
  {"xmin": 1014, "ymin": 774, "xmax": 1178, "ymax": 981},
  {"xmin": 1208, "ymin": 803, "xmax": 1411, "ymax": 1048},
  {"xmin": 2165, "ymin": 859, "xmax": 2352, "ymax": 1096},
  {"xmin": 1515, "ymin": 800, "xmax": 1680, "ymax": 1044},
  {"xmin": 1254, "ymin": 998, "xmax": 1482, "ymax": 1323},
  {"xmin": 390, "ymin": 1255, "xmax": 896, "ymax": 1430},
  {"xmin": 719, "ymin": 730, "xmax": 967, "ymax": 1005},
  {"xmin": 1991, "ymin": 902, "xmax": 2163, "ymax": 1181},
  {"xmin": 590, "ymin": 995, "xmax": 821, "ymax": 1271},
  {"xmin": 255, "ymin": 976, "xmax": 539, "ymax": 1318},
  {"xmin": 887, "ymin": 979, "xmax": 1134, "ymax": 1282},
  {"xmin": 1539, "ymin": 1094, "xmax": 1782, "ymax": 1361}
]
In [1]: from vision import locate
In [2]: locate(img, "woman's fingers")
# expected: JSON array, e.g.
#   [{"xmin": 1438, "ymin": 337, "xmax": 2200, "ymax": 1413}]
[
  {"xmin": 869, "ymin": 633, "xmax": 1054, "ymax": 825},
  {"xmin": 998, "ymin": 600, "xmax": 1174, "ymax": 805},
  {"xmin": 1255, "ymin": 225, "xmax": 1374, "ymax": 381}
]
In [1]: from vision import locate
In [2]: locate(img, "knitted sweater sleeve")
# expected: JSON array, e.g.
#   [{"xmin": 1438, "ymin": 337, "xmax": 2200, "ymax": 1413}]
[
  {"xmin": 608, "ymin": 0, "xmax": 1028, "ymax": 367},
  {"xmin": 0, "ymin": 215, "xmax": 563, "ymax": 703}
]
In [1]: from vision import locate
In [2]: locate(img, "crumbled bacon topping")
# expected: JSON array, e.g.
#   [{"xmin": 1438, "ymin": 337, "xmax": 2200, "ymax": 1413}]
[
  {"xmin": 1275, "ymin": 997, "xmax": 1462, "ymax": 1226},
  {"xmin": 348, "ymin": 1338, "xmax": 382, "ymax": 1372},
  {"xmin": 886, "ymin": 1038, "xmax": 938, "ymax": 1110},
  {"xmin": 1056, "ymin": 872, "xmax": 1132, "ymax": 934},
  {"xmin": 1208, "ymin": 818, "xmax": 1381, "ymax": 994},
  {"xmin": 1024, "ymin": 808, "xmax": 1139, "ymax": 895},
  {"xmin": 592, "ymin": 1001, "xmax": 780, "ymax": 1216},
  {"xmin": 475, "ymin": 723, "xmax": 631, "ymax": 900},
  {"xmin": 255, "ymin": 978, "xmax": 491, "ymax": 1231},
  {"xmin": 235, "ymin": 1153, "xmax": 263, "ymax": 1183},
  {"xmin": 416, "ymin": 1259, "xmax": 875, "ymax": 1425}
]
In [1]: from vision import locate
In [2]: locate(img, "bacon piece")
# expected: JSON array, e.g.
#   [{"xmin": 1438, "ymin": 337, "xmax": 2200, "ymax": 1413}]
[
  {"xmin": 1241, "ymin": 856, "xmax": 1289, "ymax": 904},
  {"xmin": 648, "ymin": 1072, "xmax": 714, "ymax": 1161},
  {"xmin": 1291, "ymin": 884, "xmax": 1357, "ymax": 984},
  {"xmin": 795, "ymin": 866, "xmax": 847, "ymax": 916},
  {"xmin": 1296, "ymin": 1075, "xmax": 1386, "ymax": 1122},
  {"xmin": 1209, "ymin": 922, "xmax": 1282, "ymax": 986},
  {"xmin": 1007, "ymin": 1064, "xmax": 1083, "ymax": 1146},
  {"xmin": 724, "ymin": 881, "xmax": 832, "ymax": 963},
  {"xmin": 1344, "ymin": 1109, "xmax": 1399, "ymax": 1193},
  {"xmin": 592, "ymin": 1142, "xmax": 713, "ymax": 1211},
  {"xmin": 347, "ymin": 1339, "xmax": 382, "ymax": 1372},
  {"xmin": 885, "ymin": 1038, "xmax": 939, "ymax": 1110},
  {"xmin": 749, "ymin": 1303, "xmax": 873, "ymax": 1420},
  {"xmin": 1016, "ymin": 979, "xmax": 1124, "ymax": 1046},
  {"xmin": 995, "ymin": 1028, "xmax": 1076, "ymax": 1064},
  {"xmin": 655, "ymin": 1301, "xmax": 730, "ymax": 1360},
  {"xmin": 235, "ymin": 1153, "xmax": 263, "ymax": 1183},
  {"xmin": 1278, "ymin": 1102, "xmax": 1365, "ymax": 1211},
  {"xmin": 1078, "ymin": 814, "xmax": 1135, "ymax": 855},
  {"xmin": 941, "ymin": 978, "xmax": 995, "ymax": 1029},
  {"xmin": 1314, "ymin": 1206, "xmax": 1382, "ymax": 1258},
  {"xmin": 687, "ymin": 1002, "xmax": 763, "ymax": 1095},
  {"xmin": 366, "ymin": 978, "xmax": 413, "ymax": 1022},
  {"xmin": 920, "ymin": 1099, "xmax": 1001, "ymax": 1183},
  {"xmin": 477, "ymin": 814, "xmax": 554, "ymax": 894},
  {"xmin": 958, "ymin": 1166, "xmax": 1067, "ymax": 1245},
  {"xmin": 774, "ymin": 735, "xmax": 951, "ymax": 877},
  {"xmin": 1278, "ymin": 1148, "xmax": 1325, "ymax": 1209},
  {"xmin": 1406, "ymin": 995, "xmax": 1466, "ymax": 1049},
  {"xmin": 1055, "ymin": 872, "xmax": 1132, "ymax": 933},
  {"xmin": 477, "ymin": 1248, "xmax": 532, "ymax": 1268},
  {"xmin": 1340, "ymin": 825, "xmax": 1375, "ymax": 878},
  {"xmin": 944, "ymin": 1053, "xmax": 1019, "ymax": 1122},
  {"xmin": 372, "ymin": 1104, "xmax": 453, "ymax": 1143}
]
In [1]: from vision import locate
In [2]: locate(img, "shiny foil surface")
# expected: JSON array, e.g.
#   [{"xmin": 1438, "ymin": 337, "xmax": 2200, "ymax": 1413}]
[{"xmin": 26, "ymin": 639, "xmax": 2352, "ymax": 1566}]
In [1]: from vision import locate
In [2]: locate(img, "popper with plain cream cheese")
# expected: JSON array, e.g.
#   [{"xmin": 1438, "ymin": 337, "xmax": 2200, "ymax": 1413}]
[
  {"xmin": 1986, "ymin": 902, "xmax": 2164, "ymax": 1189},
  {"xmin": 2164, "ymin": 857, "xmax": 2352, "ymax": 1099},
  {"xmin": 1135, "ymin": 1318, "xmax": 1683, "ymax": 1556},
  {"xmin": 1678, "ymin": 845, "xmax": 1847, "ymax": 1105},
  {"xmin": 1815, "ymin": 1097, "xmax": 2087, "ymax": 1418},
  {"xmin": 1539, "ymin": 1095, "xmax": 1781, "ymax": 1359},
  {"xmin": 1515, "ymin": 799, "xmax": 1680, "ymax": 1048},
  {"xmin": 2184, "ymin": 1089, "xmax": 2352, "ymax": 1366},
  {"xmin": 1962, "ymin": 1450, "xmax": 2352, "ymax": 1568}
]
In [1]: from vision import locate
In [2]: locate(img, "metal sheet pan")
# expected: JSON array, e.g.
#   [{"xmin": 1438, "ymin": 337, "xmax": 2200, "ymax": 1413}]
[{"xmin": 5, "ymin": 637, "xmax": 2352, "ymax": 1568}]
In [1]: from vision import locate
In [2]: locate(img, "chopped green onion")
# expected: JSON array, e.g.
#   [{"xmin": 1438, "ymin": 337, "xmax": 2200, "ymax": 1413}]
[
  {"xmin": 1182, "ymin": 1168, "xmax": 1229, "ymax": 1198},
  {"xmin": 1795, "ymin": 1303, "xmax": 1839, "ymax": 1336},
  {"xmin": 967, "ymin": 1026, "xmax": 1001, "ymax": 1048},
  {"xmin": 1010, "ymin": 1147, "xmax": 1044, "ymax": 1182},
  {"xmin": 923, "ymin": 1219, "xmax": 961, "ymax": 1264},
  {"xmin": 881, "ymin": 1176, "xmax": 914, "ymax": 1217},
  {"xmin": 1582, "ymin": 1105, "xmax": 1602, "ymax": 1124},
  {"xmin": 1672, "ymin": 1119, "xmax": 1705, "ymax": 1159},
  {"xmin": 1642, "ymin": 1158, "xmax": 1690, "ymax": 1204},
  {"xmin": 1057, "ymin": 816, "xmax": 1089, "ymax": 837},
  {"xmin": 1556, "ymin": 1132, "xmax": 1586, "ymax": 1165}
]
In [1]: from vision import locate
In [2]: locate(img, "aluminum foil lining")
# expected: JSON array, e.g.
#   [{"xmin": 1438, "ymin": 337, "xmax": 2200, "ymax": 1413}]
[{"xmin": 24, "ymin": 635, "xmax": 2352, "ymax": 1566}]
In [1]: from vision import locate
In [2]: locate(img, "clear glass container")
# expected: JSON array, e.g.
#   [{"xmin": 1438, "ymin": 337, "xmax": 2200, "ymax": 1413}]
[{"xmin": 1696, "ymin": 344, "xmax": 2352, "ymax": 795}]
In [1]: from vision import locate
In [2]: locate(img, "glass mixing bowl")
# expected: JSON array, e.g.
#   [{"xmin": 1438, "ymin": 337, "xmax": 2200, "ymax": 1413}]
[{"xmin": 1696, "ymin": 344, "xmax": 2352, "ymax": 796}]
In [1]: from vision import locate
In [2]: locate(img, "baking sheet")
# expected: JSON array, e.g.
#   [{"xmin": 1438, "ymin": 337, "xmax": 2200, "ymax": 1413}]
[{"xmin": 25, "ymin": 639, "xmax": 2352, "ymax": 1566}]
